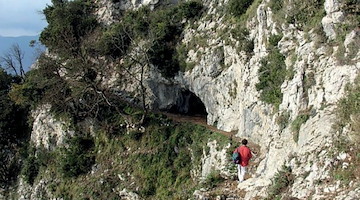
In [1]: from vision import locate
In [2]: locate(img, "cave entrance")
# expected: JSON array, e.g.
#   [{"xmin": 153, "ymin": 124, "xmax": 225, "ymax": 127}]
[{"xmin": 169, "ymin": 89, "xmax": 207, "ymax": 116}]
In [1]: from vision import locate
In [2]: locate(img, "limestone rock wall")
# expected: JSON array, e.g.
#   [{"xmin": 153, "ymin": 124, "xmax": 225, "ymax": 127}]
[
  {"xmin": 93, "ymin": 0, "xmax": 359, "ymax": 198},
  {"xmin": 31, "ymin": 104, "xmax": 74, "ymax": 150},
  {"xmin": 20, "ymin": 0, "xmax": 359, "ymax": 199},
  {"xmin": 172, "ymin": 0, "xmax": 359, "ymax": 199}
]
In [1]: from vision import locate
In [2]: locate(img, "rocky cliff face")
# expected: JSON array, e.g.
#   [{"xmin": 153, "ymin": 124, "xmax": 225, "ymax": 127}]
[
  {"xmin": 17, "ymin": 0, "xmax": 359, "ymax": 199},
  {"xmin": 133, "ymin": 0, "xmax": 358, "ymax": 198}
]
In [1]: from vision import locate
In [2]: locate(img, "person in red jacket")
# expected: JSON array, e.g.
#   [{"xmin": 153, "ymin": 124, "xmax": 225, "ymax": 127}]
[{"xmin": 234, "ymin": 139, "xmax": 252, "ymax": 182}]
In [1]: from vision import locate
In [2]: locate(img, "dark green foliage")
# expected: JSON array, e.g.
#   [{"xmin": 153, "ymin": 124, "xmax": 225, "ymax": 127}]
[
  {"xmin": 147, "ymin": 2, "xmax": 203, "ymax": 77},
  {"xmin": 97, "ymin": 7, "xmax": 151, "ymax": 58},
  {"xmin": 269, "ymin": 0, "xmax": 283, "ymax": 11},
  {"xmin": 21, "ymin": 150, "xmax": 39, "ymax": 185},
  {"xmin": 120, "ymin": 122, "xmax": 227, "ymax": 199},
  {"xmin": 228, "ymin": 0, "xmax": 255, "ymax": 17},
  {"xmin": 97, "ymin": 1, "xmax": 204, "ymax": 78},
  {"xmin": 59, "ymin": 135, "xmax": 95, "ymax": 178},
  {"xmin": 343, "ymin": 0, "xmax": 360, "ymax": 15},
  {"xmin": 97, "ymin": 24, "xmax": 132, "ymax": 59},
  {"xmin": 267, "ymin": 165, "xmax": 294, "ymax": 199},
  {"xmin": 202, "ymin": 170, "xmax": 224, "ymax": 189},
  {"xmin": 291, "ymin": 113, "xmax": 310, "ymax": 142},
  {"xmin": 40, "ymin": 0, "xmax": 98, "ymax": 58},
  {"xmin": 9, "ymin": 55, "xmax": 71, "ymax": 114},
  {"xmin": 177, "ymin": 1, "xmax": 204, "ymax": 19},
  {"xmin": 268, "ymin": 34, "xmax": 283, "ymax": 47},
  {"xmin": 286, "ymin": 0, "xmax": 325, "ymax": 28},
  {"xmin": 231, "ymin": 26, "xmax": 254, "ymax": 55},
  {"xmin": 0, "ymin": 69, "xmax": 30, "ymax": 189},
  {"xmin": 256, "ymin": 49, "xmax": 286, "ymax": 109}
]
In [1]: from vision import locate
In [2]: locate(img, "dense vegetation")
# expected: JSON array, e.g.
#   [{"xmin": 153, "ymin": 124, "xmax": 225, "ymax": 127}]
[
  {"xmin": 0, "ymin": 69, "xmax": 30, "ymax": 191},
  {"xmin": 256, "ymin": 34, "xmax": 287, "ymax": 109},
  {"xmin": 97, "ymin": 1, "xmax": 204, "ymax": 77},
  {"xmin": 0, "ymin": 1, "xmax": 229, "ymax": 199},
  {"xmin": 40, "ymin": 0, "xmax": 98, "ymax": 58},
  {"xmin": 18, "ymin": 113, "xmax": 229, "ymax": 199}
]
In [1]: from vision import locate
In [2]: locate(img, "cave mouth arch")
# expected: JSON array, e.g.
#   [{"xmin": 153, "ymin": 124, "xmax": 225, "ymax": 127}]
[{"xmin": 169, "ymin": 89, "xmax": 207, "ymax": 116}]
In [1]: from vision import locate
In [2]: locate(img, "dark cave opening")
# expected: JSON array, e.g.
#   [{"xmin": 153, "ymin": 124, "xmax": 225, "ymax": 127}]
[{"xmin": 169, "ymin": 89, "xmax": 207, "ymax": 116}]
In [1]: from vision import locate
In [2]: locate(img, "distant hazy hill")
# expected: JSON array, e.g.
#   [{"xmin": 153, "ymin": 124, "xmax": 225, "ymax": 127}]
[{"xmin": 0, "ymin": 35, "xmax": 41, "ymax": 72}]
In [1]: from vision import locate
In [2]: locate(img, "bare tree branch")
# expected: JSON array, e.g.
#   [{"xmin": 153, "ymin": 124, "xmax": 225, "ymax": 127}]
[
  {"xmin": 0, "ymin": 52, "xmax": 18, "ymax": 76},
  {"xmin": 10, "ymin": 44, "xmax": 25, "ymax": 77}
]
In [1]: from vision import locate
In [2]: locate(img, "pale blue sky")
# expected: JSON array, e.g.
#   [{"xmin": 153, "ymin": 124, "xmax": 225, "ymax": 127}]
[{"xmin": 0, "ymin": 0, "xmax": 52, "ymax": 37}]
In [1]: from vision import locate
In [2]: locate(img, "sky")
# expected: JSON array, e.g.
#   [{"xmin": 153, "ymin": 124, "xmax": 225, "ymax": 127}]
[{"xmin": 0, "ymin": 0, "xmax": 52, "ymax": 37}]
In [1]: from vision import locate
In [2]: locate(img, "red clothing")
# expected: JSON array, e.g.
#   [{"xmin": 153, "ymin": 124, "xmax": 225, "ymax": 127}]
[{"xmin": 235, "ymin": 145, "xmax": 252, "ymax": 166}]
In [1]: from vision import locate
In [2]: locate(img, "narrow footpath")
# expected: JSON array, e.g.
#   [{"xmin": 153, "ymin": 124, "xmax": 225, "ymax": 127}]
[{"xmin": 163, "ymin": 112, "xmax": 264, "ymax": 199}]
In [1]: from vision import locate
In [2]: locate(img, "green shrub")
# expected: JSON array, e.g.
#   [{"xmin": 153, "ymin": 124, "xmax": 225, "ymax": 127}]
[
  {"xmin": 96, "ymin": 1, "xmax": 204, "ymax": 78},
  {"xmin": 97, "ymin": 24, "xmax": 132, "ymax": 59},
  {"xmin": 269, "ymin": 0, "xmax": 283, "ymax": 11},
  {"xmin": 276, "ymin": 111, "xmax": 290, "ymax": 131},
  {"xmin": 267, "ymin": 165, "xmax": 294, "ymax": 199},
  {"xmin": 177, "ymin": 1, "xmax": 204, "ymax": 20},
  {"xmin": 202, "ymin": 170, "xmax": 224, "ymax": 189},
  {"xmin": 228, "ymin": 0, "xmax": 255, "ymax": 17},
  {"xmin": 230, "ymin": 26, "xmax": 254, "ymax": 54},
  {"xmin": 59, "ymin": 135, "xmax": 95, "ymax": 178},
  {"xmin": 21, "ymin": 148, "xmax": 39, "ymax": 185},
  {"xmin": 256, "ymin": 49, "xmax": 286, "ymax": 109},
  {"xmin": 268, "ymin": 34, "xmax": 283, "ymax": 47},
  {"xmin": 40, "ymin": 0, "xmax": 98, "ymax": 58},
  {"xmin": 291, "ymin": 113, "xmax": 310, "ymax": 142},
  {"xmin": 286, "ymin": 0, "xmax": 325, "ymax": 29}
]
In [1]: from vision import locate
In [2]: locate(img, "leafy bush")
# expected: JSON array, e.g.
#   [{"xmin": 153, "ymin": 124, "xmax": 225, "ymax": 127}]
[
  {"xmin": 256, "ymin": 49, "xmax": 286, "ymax": 109},
  {"xmin": 59, "ymin": 135, "xmax": 95, "ymax": 178},
  {"xmin": 21, "ymin": 154, "xmax": 39, "ymax": 185},
  {"xmin": 97, "ymin": 1, "xmax": 203, "ymax": 78},
  {"xmin": 202, "ymin": 170, "xmax": 225, "ymax": 189},
  {"xmin": 228, "ymin": 0, "xmax": 255, "ymax": 17},
  {"xmin": 97, "ymin": 24, "xmax": 132, "ymax": 59},
  {"xmin": 269, "ymin": 0, "xmax": 283, "ymax": 11},
  {"xmin": 286, "ymin": 0, "xmax": 325, "ymax": 29},
  {"xmin": 267, "ymin": 165, "xmax": 294, "ymax": 199},
  {"xmin": 97, "ymin": 7, "xmax": 151, "ymax": 58},
  {"xmin": 330, "ymin": 76, "xmax": 360, "ymax": 185},
  {"xmin": 268, "ymin": 34, "xmax": 283, "ymax": 47},
  {"xmin": 9, "ymin": 55, "xmax": 71, "ymax": 114},
  {"xmin": 40, "ymin": 0, "xmax": 98, "ymax": 58},
  {"xmin": 291, "ymin": 113, "xmax": 310, "ymax": 142},
  {"xmin": 177, "ymin": 1, "xmax": 204, "ymax": 20},
  {"xmin": 231, "ymin": 26, "xmax": 254, "ymax": 55}
]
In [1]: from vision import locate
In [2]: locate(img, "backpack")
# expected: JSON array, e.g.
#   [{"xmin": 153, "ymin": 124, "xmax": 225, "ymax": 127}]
[{"xmin": 232, "ymin": 150, "xmax": 241, "ymax": 164}]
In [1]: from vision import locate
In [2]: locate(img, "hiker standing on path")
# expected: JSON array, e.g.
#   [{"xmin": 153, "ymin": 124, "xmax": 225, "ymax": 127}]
[{"xmin": 234, "ymin": 139, "xmax": 252, "ymax": 182}]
